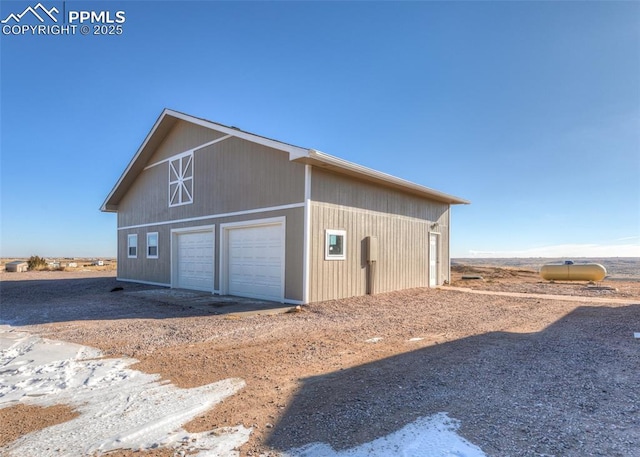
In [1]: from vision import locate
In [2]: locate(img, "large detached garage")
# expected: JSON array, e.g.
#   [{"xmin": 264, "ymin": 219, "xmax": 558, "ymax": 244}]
[{"xmin": 101, "ymin": 109, "xmax": 468, "ymax": 304}]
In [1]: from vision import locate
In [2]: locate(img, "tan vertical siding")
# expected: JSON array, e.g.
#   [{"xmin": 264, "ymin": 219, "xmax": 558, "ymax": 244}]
[
  {"xmin": 117, "ymin": 226, "xmax": 171, "ymax": 285},
  {"xmin": 114, "ymin": 118, "xmax": 457, "ymax": 303},
  {"xmin": 118, "ymin": 136, "xmax": 305, "ymax": 228},
  {"xmin": 118, "ymin": 206, "xmax": 305, "ymax": 302},
  {"xmin": 309, "ymin": 202, "xmax": 449, "ymax": 303},
  {"xmin": 311, "ymin": 168, "xmax": 448, "ymax": 221},
  {"xmin": 115, "ymin": 121, "xmax": 307, "ymax": 302},
  {"xmin": 117, "ymin": 163, "xmax": 167, "ymax": 227},
  {"xmin": 146, "ymin": 121, "xmax": 227, "ymax": 165},
  {"xmin": 308, "ymin": 167, "xmax": 452, "ymax": 302},
  {"xmin": 196, "ymin": 137, "xmax": 306, "ymax": 214}
]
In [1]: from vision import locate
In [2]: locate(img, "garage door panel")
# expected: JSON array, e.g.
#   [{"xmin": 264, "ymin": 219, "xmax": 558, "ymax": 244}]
[
  {"xmin": 176, "ymin": 231, "xmax": 214, "ymax": 292},
  {"xmin": 227, "ymin": 224, "xmax": 283, "ymax": 302}
]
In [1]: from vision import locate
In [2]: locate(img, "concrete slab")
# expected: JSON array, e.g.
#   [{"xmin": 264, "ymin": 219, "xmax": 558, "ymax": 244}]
[{"xmin": 125, "ymin": 288, "xmax": 297, "ymax": 317}]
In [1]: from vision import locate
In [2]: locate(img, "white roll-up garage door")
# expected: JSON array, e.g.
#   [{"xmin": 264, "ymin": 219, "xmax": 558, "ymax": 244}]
[
  {"xmin": 227, "ymin": 223, "xmax": 284, "ymax": 302},
  {"xmin": 176, "ymin": 231, "xmax": 214, "ymax": 292}
]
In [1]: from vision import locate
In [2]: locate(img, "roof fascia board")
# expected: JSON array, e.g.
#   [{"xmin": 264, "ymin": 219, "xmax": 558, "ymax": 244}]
[
  {"xmin": 100, "ymin": 109, "xmax": 174, "ymax": 212},
  {"xmin": 165, "ymin": 110, "xmax": 309, "ymax": 160}
]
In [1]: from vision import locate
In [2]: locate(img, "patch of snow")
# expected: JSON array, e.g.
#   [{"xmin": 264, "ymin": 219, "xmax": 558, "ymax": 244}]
[
  {"xmin": 365, "ymin": 337, "xmax": 383, "ymax": 343},
  {"xmin": 0, "ymin": 325, "xmax": 250, "ymax": 456},
  {"xmin": 280, "ymin": 412, "xmax": 486, "ymax": 457},
  {"xmin": 1, "ymin": 326, "xmax": 487, "ymax": 457}
]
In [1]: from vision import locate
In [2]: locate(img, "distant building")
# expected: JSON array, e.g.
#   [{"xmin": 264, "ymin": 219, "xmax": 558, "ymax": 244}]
[{"xmin": 6, "ymin": 261, "xmax": 28, "ymax": 272}]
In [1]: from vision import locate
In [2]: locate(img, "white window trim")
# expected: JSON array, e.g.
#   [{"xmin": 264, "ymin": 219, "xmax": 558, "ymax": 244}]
[
  {"xmin": 325, "ymin": 229, "xmax": 346, "ymax": 260},
  {"xmin": 169, "ymin": 152, "xmax": 194, "ymax": 207},
  {"xmin": 127, "ymin": 234, "xmax": 138, "ymax": 259},
  {"xmin": 147, "ymin": 232, "xmax": 159, "ymax": 259}
]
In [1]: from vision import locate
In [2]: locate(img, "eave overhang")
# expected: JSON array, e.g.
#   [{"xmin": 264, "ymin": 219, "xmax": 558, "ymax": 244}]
[{"xmin": 294, "ymin": 150, "xmax": 470, "ymax": 205}]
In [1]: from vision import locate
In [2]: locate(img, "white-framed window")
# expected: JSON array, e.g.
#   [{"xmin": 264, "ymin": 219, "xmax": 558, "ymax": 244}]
[
  {"xmin": 169, "ymin": 152, "xmax": 194, "ymax": 207},
  {"xmin": 325, "ymin": 229, "xmax": 346, "ymax": 260},
  {"xmin": 147, "ymin": 232, "xmax": 158, "ymax": 259},
  {"xmin": 127, "ymin": 234, "xmax": 138, "ymax": 258}
]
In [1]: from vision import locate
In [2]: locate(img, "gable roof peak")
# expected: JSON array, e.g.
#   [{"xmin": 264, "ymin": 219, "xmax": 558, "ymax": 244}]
[{"xmin": 101, "ymin": 110, "xmax": 469, "ymax": 212}]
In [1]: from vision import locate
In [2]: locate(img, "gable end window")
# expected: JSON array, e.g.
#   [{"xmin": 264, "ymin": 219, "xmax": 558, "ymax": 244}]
[
  {"xmin": 127, "ymin": 234, "xmax": 138, "ymax": 258},
  {"xmin": 325, "ymin": 229, "xmax": 346, "ymax": 260},
  {"xmin": 147, "ymin": 232, "xmax": 159, "ymax": 259},
  {"xmin": 169, "ymin": 152, "xmax": 193, "ymax": 207}
]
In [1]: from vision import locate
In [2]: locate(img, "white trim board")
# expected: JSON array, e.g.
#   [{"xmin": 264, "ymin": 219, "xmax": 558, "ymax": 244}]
[
  {"xmin": 302, "ymin": 165, "xmax": 312, "ymax": 304},
  {"xmin": 118, "ymin": 202, "xmax": 304, "ymax": 231},
  {"xmin": 166, "ymin": 110, "xmax": 309, "ymax": 161},
  {"xmin": 143, "ymin": 135, "xmax": 232, "ymax": 171},
  {"xmin": 101, "ymin": 111, "xmax": 171, "ymax": 212}
]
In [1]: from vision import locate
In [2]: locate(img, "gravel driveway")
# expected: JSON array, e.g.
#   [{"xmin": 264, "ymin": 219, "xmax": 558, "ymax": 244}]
[{"xmin": 1, "ymin": 270, "xmax": 639, "ymax": 456}]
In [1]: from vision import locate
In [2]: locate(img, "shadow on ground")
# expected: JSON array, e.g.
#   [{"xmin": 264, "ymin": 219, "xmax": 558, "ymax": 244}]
[
  {"xmin": 267, "ymin": 305, "xmax": 640, "ymax": 457},
  {"xmin": 0, "ymin": 277, "xmax": 292, "ymax": 326}
]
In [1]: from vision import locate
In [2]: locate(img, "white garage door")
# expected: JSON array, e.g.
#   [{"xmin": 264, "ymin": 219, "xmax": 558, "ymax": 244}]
[
  {"xmin": 176, "ymin": 231, "xmax": 214, "ymax": 292},
  {"xmin": 228, "ymin": 224, "xmax": 283, "ymax": 302}
]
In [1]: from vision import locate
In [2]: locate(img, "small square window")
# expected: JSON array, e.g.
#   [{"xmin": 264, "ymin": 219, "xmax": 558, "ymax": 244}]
[
  {"xmin": 127, "ymin": 234, "xmax": 137, "ymax": 258},
  {"xmin": 147, "ymin": 232, "xmax": 158, "ymax": 259},
  {"xmin": 325, "ymin": 229, "xmax": 346, "ymax": 260}
]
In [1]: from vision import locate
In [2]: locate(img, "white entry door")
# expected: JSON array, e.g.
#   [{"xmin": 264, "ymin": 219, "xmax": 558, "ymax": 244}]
[
  {"xmin": 176, "ymin": 230, "xmax": 214, "ymax": 292},
  {"xmin": 227, "ymin": 223, "xmax": 284, "ymax": 302},
  {"xmin": 429, "ymin": 233, "xmax": 439, "ymax": 287}
]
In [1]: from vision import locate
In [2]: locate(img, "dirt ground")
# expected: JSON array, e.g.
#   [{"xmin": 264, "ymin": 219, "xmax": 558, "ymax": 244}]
[
  {"xmin": 450, "ymin": 263, "xmax": 640, "ymax": 298},
  {"xmin": 1, "ymin": 266, "xmax": 639, "ymax": 456}
]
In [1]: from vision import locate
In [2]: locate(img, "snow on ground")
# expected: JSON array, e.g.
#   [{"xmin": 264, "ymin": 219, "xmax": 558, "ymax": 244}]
[
  {"xmin": 281, "ymin": 413, "xmax": 486, "ymax": 457},
  {"xmin": 1, "ymin": 326, "xmax": 486, "ymax": 457},
  {"xmin": 0, "ymin": 325, "xmax": 250, "ymax": 456},
  {"xmin": 364, "ymin": 337, "xmax": 383, "ymax": 343}
]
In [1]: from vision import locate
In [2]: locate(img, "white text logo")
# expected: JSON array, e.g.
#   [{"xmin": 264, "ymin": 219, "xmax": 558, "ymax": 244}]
[{"xmin": 2, "ymin": 2, "xmax": 126, "ymax": 36}]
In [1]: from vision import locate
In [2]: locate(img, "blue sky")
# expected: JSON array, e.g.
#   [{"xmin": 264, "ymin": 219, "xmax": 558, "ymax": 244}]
[{"xmin": 1, "ymin": 0, "xmax": 638, "ymax": 258}]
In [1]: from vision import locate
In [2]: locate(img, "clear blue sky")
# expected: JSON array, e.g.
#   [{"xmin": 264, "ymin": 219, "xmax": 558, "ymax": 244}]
[{"xmin": 1, "ymin": 1, "xmax": 639, "ymax": 258}]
